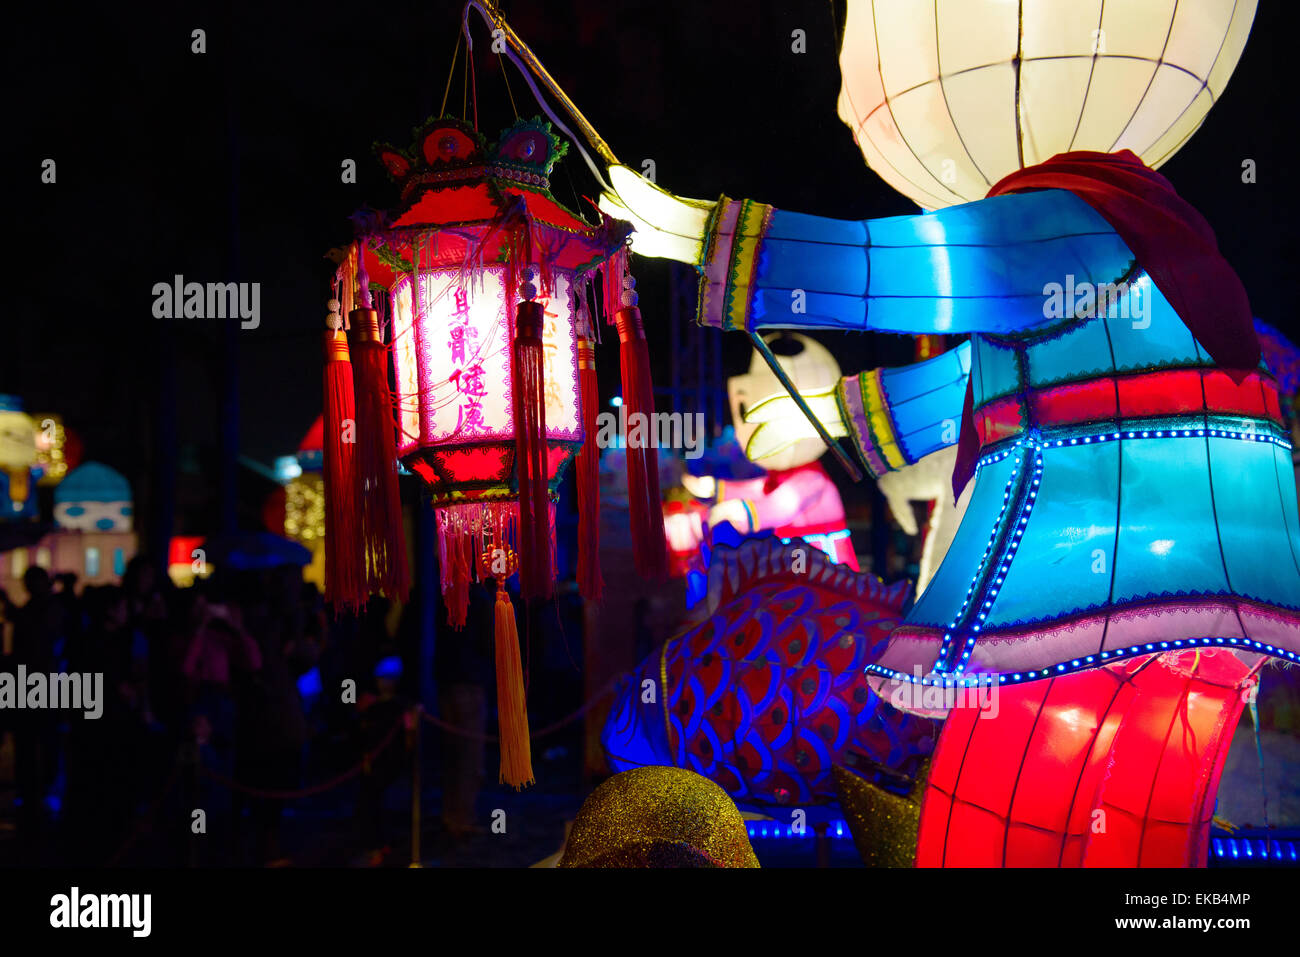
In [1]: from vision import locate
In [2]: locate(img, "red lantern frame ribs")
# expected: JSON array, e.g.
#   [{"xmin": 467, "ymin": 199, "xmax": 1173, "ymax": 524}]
[{"xmin": 354, "ymin": 116, "xmax": 630, "ymax": 617}]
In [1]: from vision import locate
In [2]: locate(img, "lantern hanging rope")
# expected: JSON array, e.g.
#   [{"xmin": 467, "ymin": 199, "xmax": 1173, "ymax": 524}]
[
  {"xmin": 457, "ymin": 1, "xmax": 865, "ymax": 482},
  {"xmin": 461, "ymin": 0, "xmax": 617, "ymax": 188}
]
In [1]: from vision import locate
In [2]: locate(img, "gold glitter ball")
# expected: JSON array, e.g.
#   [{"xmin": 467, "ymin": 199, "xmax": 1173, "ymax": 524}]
[{"xmin": 558, "ymin": 766, "xmax": 760, "ymax": 868}]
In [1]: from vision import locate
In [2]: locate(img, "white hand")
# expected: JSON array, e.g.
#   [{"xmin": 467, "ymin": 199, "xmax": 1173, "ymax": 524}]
[
  {"xmin": 665, "ymin": 511, "xmax": 705, "ymax": 553},
  {"xmin": 708, "ymin": 499, "xmax": 753, "ymax": 534},
  {"xmin": 740, "ymin": 390, "xmax": 846, "ymax": 462},
  {"xmin": 598, "ymin": 165, "xmax": 715, "ymax": 264}
]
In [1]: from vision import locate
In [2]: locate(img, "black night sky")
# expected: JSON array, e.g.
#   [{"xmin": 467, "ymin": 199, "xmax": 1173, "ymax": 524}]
[{"xmin": 8, "ymin": 0, "xmax": 1297, "ymax": 551}]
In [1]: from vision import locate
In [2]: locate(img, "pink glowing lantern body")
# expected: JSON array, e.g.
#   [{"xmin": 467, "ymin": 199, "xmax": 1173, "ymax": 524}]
[{"xmin": 390, "ymin": 267, "xmax": 581, "ymax": 496}]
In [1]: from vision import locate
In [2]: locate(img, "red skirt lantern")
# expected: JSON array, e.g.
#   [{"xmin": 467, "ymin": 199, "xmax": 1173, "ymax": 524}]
[{"xmin": 916, "ymin": 648, "xmax": 1257, "ymax": 867}]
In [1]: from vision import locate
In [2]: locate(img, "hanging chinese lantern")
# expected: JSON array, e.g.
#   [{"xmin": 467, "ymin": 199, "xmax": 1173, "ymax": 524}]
[
  {"xmin": 365, "ymin": 116, "xmax": 634, "ymax": 602},
  {"xmin": 322, "ymin": 113, "xmax": 647, "ymax": 788}
]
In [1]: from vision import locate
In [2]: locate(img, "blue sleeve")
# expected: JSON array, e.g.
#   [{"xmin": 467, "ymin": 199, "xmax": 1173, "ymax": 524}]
[
  {"xmin": 838, "ymin": 342, "xmax": 971, "ymax": 476},
  {"xmin": 712, "ymin": 189, "xmax": 1134, "ymax": 336}
]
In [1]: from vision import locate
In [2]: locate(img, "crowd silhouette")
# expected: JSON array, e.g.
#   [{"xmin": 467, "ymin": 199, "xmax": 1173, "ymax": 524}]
[{"xmin": 0, "ymin": 557, "xmax": 499, "ymax": 867}]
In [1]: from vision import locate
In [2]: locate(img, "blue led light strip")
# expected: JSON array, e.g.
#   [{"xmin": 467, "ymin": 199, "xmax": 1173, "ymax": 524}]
[
  {"xmin": 1212, "ymin": 836, "xmax": 1300, "ymax": 864},
  {"xmin": 946, "ymin": 445, "xmax": 1044, "ymax": 673},
  {"xmin": 867, "ymin": 633, "xmax": 1300, "ymax": 687},
  {"xmin": 745, "ymin": 821, "xmax": 849, "ymax": 840},
  {"xmin": 931, "ymin": 445, "xmax": 1029, "ymax": 674},
  {"xmin": 975, "ymin": 418, "xmax": 1292, "ymax": 473}
]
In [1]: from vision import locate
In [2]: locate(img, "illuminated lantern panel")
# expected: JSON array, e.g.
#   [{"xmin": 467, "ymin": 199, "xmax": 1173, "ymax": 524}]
[
  {"xmin": 837, "ymin": 0, "xmax": 1257, "ymax": 208},
  {"xmin": 916, "ymin": 649, "xmax": 1254, "ymax": 867},
  {"xmin": 390, "ymin": 264, "xmax": 584, "ymax": 591},
  {"xmin": 391, "ymin": 266, "xmax": 580, "ymax": 464}
]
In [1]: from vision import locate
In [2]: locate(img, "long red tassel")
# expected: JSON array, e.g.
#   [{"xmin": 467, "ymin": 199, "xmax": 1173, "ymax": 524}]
[
  {"xmin": 615, "ymin": 304, "xmax": 668, "ymax": 582},
  {"xmin": 349, "ymin": 306, "xmax": 411, "ymax": 603},
  {"xmin": 576, "ymin": 336, "xmax": 604, "ymax": 601},
  {"xmin": 512, "ymin": 299, "xmax": 553, "ymax": 601},
  {"xmin": 322, "ymin": 325, "xmax": 366, "ymax": 613}
]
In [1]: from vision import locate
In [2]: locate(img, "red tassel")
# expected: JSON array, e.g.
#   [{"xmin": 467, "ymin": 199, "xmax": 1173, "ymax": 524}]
[
  {"xmin": 576, "ymin": 337, "xmax": 604, "ymax": 601},
  {"xmin": 512, "ymin": 300, "xmax": 553, "ymax": 601},
  {"xmin": 615, "ymin": 306, "xmax": 668, "ymax": 582},
  {"xmin": 349, "ymin": 308, "xmax": 411, "ymax": 603},
  {"xmin": 445, "ymin": 530, "xmax": 470, "ymax": 630},
  {"xmin": 322, "ymin": 329, "xmax": 366, "ymax": 613}
]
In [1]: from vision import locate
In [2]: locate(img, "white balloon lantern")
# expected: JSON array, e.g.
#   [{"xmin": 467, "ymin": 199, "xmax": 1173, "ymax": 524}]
[{"xmin": 837, "ymin": 0, "xmax": 1257, "ymax": 209}]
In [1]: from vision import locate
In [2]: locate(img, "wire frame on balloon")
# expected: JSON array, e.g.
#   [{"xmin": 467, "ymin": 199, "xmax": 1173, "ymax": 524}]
[{"xmin": 835, "ymin": 0, "xmax": 1258, "ymax": 209}]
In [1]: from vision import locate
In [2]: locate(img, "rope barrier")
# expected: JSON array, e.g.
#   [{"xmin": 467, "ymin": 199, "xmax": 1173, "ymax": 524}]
[
  {"xmin": 100, "ymin": 671, "xmax": 628, "ymax": 862},
  {"xmin": 103, "ymin": 717, "xmax": 405, "ymax": 864},
  {"xmin": 198, "ymin": 718, "xmax": 405, "ymax": 800},
  {"xmin": 420, "ymin": 673, "xmax": 622, "ymax": 741}
]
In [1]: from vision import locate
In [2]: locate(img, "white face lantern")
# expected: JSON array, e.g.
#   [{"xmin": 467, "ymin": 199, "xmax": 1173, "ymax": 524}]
[
  {"xmin": 729, "ymin": 334, "xmax": 842, "ymax": 472},
  {"xmin": 838, "ymin": 0, "xmax": 1257, "ymax": 209}
]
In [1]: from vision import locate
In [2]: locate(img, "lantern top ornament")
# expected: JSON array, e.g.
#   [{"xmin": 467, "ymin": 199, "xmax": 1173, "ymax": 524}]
[
  {"xmin": 378, "ymin": 115, "xmax": 566, "ymax": 194},
  {"xmin": 362, "ymin": 115, "xmax": 629, "ymax": 283}
]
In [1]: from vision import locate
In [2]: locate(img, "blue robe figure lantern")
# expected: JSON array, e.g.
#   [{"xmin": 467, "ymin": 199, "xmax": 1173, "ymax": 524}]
[{"xmin": 598, "ymin": 0, "xmax": 1296, "ymax": 865}]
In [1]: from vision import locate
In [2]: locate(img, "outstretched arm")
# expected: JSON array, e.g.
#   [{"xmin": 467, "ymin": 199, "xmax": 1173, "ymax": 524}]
[
  {"xmin": 600, "ymin": 167, "xmax": 1133, "ymax": 336},
  {"xmin": 745, "ymin": 341, "xmax": 971, "ymax": 479}
]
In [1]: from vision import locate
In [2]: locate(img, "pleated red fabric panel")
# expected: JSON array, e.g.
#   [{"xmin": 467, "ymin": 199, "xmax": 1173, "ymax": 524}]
[{"xmin": 917, "ymin": 648, "xmax": 1255, "ymax": 867}]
